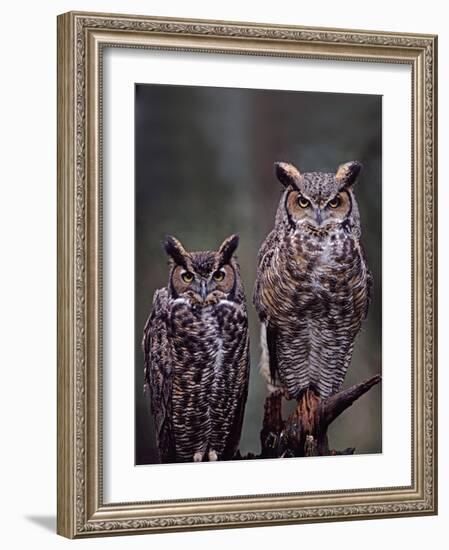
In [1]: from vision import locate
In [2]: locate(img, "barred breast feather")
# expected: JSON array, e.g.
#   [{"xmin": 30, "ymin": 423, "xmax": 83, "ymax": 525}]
[
  {"xmin": 143, "ymin": 289, "xmax": 249, "ymax": 463},
  {"xmin": 254, "ymin": 227, "xmax": 372, "ymax": 400}
]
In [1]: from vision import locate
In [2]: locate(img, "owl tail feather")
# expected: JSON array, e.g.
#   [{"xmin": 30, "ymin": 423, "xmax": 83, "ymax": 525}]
[{"xmin": 259, "ymin": 322, "xmax": 283, "ymax": 394}]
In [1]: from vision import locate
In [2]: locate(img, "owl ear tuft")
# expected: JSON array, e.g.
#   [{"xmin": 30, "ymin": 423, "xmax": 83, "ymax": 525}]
[
  {"xmin": 163, "ymin": 235, "xmax": 189, "ymax": 267},
  {"xmin": 335, "ymin": 161, "xmax": 362, "ymax": 188},
  {"xmin": 218, "ymin": 234, "xmax": 239, "ymax": 264},
  {"xmin": 274, "ymin": 161, "xmax": 302, "ymax": 188}
]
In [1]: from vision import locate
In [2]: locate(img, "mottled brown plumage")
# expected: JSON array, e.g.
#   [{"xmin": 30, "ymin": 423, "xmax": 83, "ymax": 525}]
[
  {"xmin": 254, "ymin": 161, "xmax": 372, "ymax": 400},
  {"xmin": 143, "ymin": 234, "xmax": 250, "ymax": 463}
]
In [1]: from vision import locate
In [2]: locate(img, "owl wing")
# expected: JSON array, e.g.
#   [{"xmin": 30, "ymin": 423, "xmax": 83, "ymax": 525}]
[
  {"xmin": 142, "ymin": 288, "xmax": 176, "ymax": 463},
  {"xmin": 360, "ymin": 242, "xmax": 374, "ymax": 320},
  {"xmin": 222, "ymin": 319, "xmax": 250, "ymax": 459},
  {"xmin": 253, "ymin": 229, "xmax": 278, "ymax": 321},
  {"xmin": 265, "ymin": 322, "xmax": 280, "ymax": 386},
  {"xmin": 253, "ymin": 230, "xmax": 283, "ymax": 385}
]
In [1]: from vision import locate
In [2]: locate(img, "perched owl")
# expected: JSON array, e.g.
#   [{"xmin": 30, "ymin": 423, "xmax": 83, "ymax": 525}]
[
  {"xmin": 143, "ymin": 234, "xmax": 250, "ymax": 463},
  {"xmin": 253, "ymin": 160, "xmax": 372, "ymax": 400}
]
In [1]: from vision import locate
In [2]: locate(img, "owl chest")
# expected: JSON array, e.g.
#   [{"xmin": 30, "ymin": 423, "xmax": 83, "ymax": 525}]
[
  {"xmin": 295, "ymin": 231, "xmax": 356, "ymax": 275},
  {"xmin": 168, "ymin": 301, "xmax": 240, "ymax": 439},
  {"xmin": 169, "ymin": 301, "xmax": 233, "ymax": 373},
  {"xmin": 265, "ymin": 231, "xmax": 361, "ymax": 315}
]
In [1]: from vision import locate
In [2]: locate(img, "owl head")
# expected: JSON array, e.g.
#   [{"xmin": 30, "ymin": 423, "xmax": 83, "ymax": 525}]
[
  {"xmin": 163, "ymin": 234, "xmax": 242, "ymax": 306},
  {"xmin": 273, "ymin": 160, "xmax": 362, "ymax": 234}
]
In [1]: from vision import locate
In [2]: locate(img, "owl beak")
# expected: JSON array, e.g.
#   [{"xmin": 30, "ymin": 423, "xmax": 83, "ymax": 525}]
[
  {"xmin": 315, "ymin": 208, "xmax": 323, "ymax": 226},
  {"xmin": 200, "ymin": 280, "xmax": 208, "ymax": 301}
]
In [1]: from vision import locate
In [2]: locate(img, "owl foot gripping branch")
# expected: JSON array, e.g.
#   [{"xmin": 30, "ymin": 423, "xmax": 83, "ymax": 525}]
[{"xmin": 259, "ymin": 375, "xmax": 381, "ymax": 459}]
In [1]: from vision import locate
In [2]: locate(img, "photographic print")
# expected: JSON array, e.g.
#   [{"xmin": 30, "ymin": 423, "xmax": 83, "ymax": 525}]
[
  {"xmin": 58, "ymin": 12, "xmax": 437, "ymax": 537},
  {"xmin": 135, "ymin": 84, "xmax": 382, "ymax": 465}
]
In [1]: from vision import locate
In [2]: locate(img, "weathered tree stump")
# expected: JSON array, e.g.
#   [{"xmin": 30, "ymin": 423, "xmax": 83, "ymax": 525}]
[{"xmin": 260, "ymin": 375, "xmax": 381, "ymax": 458}]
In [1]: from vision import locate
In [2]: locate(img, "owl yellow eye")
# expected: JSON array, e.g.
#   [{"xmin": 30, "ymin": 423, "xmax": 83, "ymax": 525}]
[
  {"xmin": 213, "ymin": 270, "xmax": 225, "ymax": 282},
  {"xmin": 328, "ymin": 196, "xmax": 341, "ymax": 208},
  {"xmin": 297, "ymin": 195, "xmax": 310, "ymax": 208},
  {"xmin": 181, "ymin": 271, "xmax": 194, "ymax": 283}
]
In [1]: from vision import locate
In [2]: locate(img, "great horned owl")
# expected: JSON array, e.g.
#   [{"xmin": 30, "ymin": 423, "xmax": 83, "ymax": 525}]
[
  {"xmin": 143, "ymin": 234, "xmax": 250, "ymax": 463},
  {"xmin": 253, "ymin": 160, "xmax": 372, "ymax": 400}
]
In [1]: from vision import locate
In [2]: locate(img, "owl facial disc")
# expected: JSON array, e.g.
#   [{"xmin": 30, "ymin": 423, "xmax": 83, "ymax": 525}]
[{"xmin": 163, "ymin": 234, "xmax": 240, "ymax": 305}]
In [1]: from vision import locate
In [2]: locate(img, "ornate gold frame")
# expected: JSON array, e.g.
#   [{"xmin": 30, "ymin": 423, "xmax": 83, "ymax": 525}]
[{"xmin": 57, "ymin": 11, "xmax": 438, "ymax": 538}]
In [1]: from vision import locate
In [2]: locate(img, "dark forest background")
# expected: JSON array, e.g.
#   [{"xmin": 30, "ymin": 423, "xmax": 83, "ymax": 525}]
[{"xmin": 134, "ymin": 84, "xmax": 382, "ymax": 465}]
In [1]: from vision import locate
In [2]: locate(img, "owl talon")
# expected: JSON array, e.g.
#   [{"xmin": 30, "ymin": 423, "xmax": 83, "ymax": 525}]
[
  {"xmin": 208, "ymin": 450, "xmax": 218, "ymax": 461},
  {"xmin": 266, "ymin": 382, "xmax": 281, "ymax": 395},
  {"xmin": 193, "ymin": 451, "xmax": 204, "ymax": 462},
  {"xmin": 282, "ymin": 388, "xmax": 292, "ymax": 400}
]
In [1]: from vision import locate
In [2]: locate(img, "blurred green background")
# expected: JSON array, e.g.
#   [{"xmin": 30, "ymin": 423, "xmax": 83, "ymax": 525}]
[{"xmin": 135, "ymin": 84, "xmax": 382, "ymax": 464}]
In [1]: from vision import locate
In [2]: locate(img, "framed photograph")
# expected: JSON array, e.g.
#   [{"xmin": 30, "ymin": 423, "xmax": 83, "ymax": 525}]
[{"xmin": 57, "ymin": 11, "xmax": 437, "ymax": 538}]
